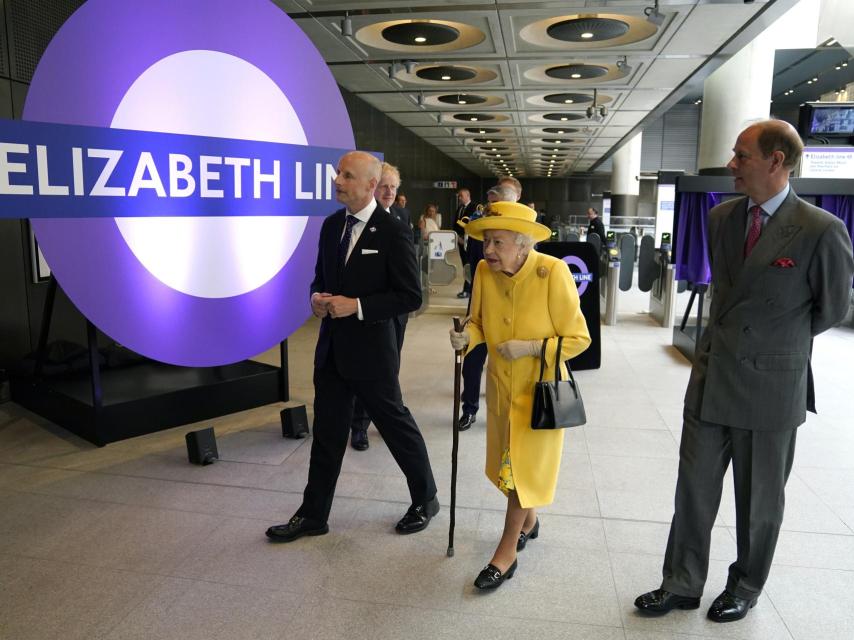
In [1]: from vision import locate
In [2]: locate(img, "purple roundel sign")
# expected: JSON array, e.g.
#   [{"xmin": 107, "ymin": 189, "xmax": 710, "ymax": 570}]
[
  {"xmin": 562, "ymin": 255, "xmax": 593, "ymax": 297},
  {"xmin": 23, "ymin": 0, "xmax": 354, "ymax": 366}
]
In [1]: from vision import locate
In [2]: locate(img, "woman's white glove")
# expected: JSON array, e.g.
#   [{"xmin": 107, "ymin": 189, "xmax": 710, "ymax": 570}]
[
  {"xmin": 449, "ymin": 328, "xmax": 471, "ymax": 351},
  {"xmin": 496, "ymin": 339, "xmax": 541, "ymax": 361}
]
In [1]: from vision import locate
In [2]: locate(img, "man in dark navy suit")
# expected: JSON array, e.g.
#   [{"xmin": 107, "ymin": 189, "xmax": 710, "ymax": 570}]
[
  {"xmin": 266, "ymin": 152, "xmax": 439, "ymax": 542},
  {"xmin": 454, "ymin": 188, "xmax": 478, "ymax": 298},
  {"xmin": 349, "ymin": 162, "xmax": 411, "ymax": 451}
]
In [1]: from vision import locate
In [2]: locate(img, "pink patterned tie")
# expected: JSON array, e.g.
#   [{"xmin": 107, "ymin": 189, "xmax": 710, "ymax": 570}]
[{"xmin": 744, "ymin": 205, "xmax": 763, "ymax": 258}]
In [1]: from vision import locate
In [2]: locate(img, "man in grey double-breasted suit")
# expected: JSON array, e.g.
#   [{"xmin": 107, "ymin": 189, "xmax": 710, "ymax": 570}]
[{"xmin": 636, "ymin": 120, "xmax": 854, "ymax": 622}]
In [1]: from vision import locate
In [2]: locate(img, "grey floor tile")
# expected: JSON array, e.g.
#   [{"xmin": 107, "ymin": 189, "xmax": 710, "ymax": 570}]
[
  {"xmin": 590, "ymin": 455, "xmax": 678, "ymax": 523},
  {"xmin": 170, "ymin": 515, "xmax": 343, "ymax": 593},
  {"xmin": 585, "ymin": 427, "xmax": 679, "ymax": 460},
  {"xmin": 772, "ymin": 530, "xmax": 854, "ymax": 571},
  {"xmin": 765, "ymin": 565, "xmax": 854, "ymax": 640},
  {"xmin": 0, "ymin": 554, "xmax": 164, "ymax": 640},
  {"xmin": 102, "ymin": 577, "xmax": 305, "ymax": 640},
  {"xmin": 604, "ymin": 519, "xmax": 737, "ymax": 561}
]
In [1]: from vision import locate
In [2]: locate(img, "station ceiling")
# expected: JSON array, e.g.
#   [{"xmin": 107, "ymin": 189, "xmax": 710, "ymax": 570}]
[{"xmin": 278, "ymin": 0, "xmax": 794, "ymax": 177}]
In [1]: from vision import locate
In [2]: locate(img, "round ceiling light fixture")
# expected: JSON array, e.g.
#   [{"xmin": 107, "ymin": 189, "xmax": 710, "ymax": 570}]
[
  {"xmin": 465, "ymin": 127, "xmax": 500, "ymax": 134},
  {"xmin": 545, "ymin": 92, "xmax": 593, "ymax": 105},
  {"xmin": 381, "ymin": 22, "xmax": 460, "ymax": 46},
  {"xmin": 543, "ymin": 127, "xmax": 579, "ymax": 134},
  {"xmin": 438, "ymin": 93, "xmax": 487, "ymax": 105},
  {"xmin": 543, "ymin": 113, "xmax": 585, "ymax": 121},
  {"xmin": 545, "ymin": 64, "xmax": 609, "ymax": 80},
  {"xmin": 547, "ymin": 17, "xmax": 630, "ymax": 42},
  {"xmin": 455, "ymin": 113, "xmax": 495, "ymax": 122},
  {"xmin": 417, "ymin": 65, "xmax": 477, "ymax": 82}
]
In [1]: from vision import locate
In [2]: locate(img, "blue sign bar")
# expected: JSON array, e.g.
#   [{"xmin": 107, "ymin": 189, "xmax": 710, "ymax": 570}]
[{"xmin": 0, "ymin": 119, "xmax": 355, "ymax": 218}]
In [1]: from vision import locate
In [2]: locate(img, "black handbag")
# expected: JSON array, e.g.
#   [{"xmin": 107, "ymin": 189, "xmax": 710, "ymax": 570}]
[{"xmin": 531, "ymin": 337, "xmax": 586, "ymax": 429}]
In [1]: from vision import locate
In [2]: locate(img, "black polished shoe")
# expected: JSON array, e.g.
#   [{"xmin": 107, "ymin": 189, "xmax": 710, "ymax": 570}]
[
  {"xmin": 474, "ymin": 560, "xmax": 517, "ymax": 590},
  {"xmin": 456, "ymin": 291, "xmax": 469, "ymax": 299},
  {"xmin": 634, "ymin": 589, "xmax": 700, "ymax": 615},
  {"xmin": 707, "ymin": 590, "xmax": 757, "ymax": 623},
  {"xmin": 517, "ymin": 518, "xmax": 539, "ymax": 551},
  {"xmin": 265, "ymin": 516, "xmax": 329, "ymax": 543},
  {"xmin": 395, "ymin": 495, "xmax": 440, "ymax": 534},
  {"xmin": 458, "ymin": 413, "xmax": 476, "ymax": 432},
  {"xmin": 351, "ymin": 429, "xmax": 369, "ymax": 451}
]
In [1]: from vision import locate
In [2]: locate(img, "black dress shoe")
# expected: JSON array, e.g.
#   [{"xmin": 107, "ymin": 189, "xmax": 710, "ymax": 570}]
[
  {"xmin": 517, "ymin": 518, "xmax": 539, "ymax": 551},
  {"xmin": 265, "ymin": 516, "xmax": 328, "ymax": 543},
  {"xmin": 351, "ymin": 429, "xmax": 369, "ymax": 451},
  {"xmin": 395, "ymin": 495, "xmax": 440, "ymax": 534},
  {"xmin": 634, "ymin": 589, "xmax": 700, "ymax": 615},
  {"xmin": 458, "ymin": 413, "xmax": 476, "ymax": 432},
  {"xmin": 474, "ymin": 560, "xmax": 517, "ymax": 590},
  {"xmin": 707, "ymin": 590, "xmax": 757, "ymax": 622},
  {"xmin": 456, "ymin": 291, "xmax": 469, "ymax": 299}
]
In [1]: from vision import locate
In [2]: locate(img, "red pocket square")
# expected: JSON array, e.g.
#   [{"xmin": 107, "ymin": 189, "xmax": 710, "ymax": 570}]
[{"xmin": 772, "ymin": 257, "xmax": 796, "ymax": 268}]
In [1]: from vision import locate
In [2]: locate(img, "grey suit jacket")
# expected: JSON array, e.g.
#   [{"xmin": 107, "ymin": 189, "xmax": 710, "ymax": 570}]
[{"xmin": 684, "ymin": 189, "xmax": 854, "ymax": 431}]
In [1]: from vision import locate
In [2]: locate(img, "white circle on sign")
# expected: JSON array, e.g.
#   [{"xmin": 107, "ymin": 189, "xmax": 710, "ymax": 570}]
[{"xmin": 112, "ymin": 50, "xmax": 309, "ymax": 299}]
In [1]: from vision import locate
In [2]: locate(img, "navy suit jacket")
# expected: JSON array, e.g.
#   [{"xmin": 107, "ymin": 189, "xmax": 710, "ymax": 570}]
[{"xmin": 312, "ymin": 201, "xmax": 421, "ymax": 379}]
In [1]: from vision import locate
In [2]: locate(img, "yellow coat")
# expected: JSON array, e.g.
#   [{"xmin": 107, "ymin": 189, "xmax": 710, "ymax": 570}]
[{"xmin": 467, "ymin": 250, "xmax": 591, "ymax": 508}]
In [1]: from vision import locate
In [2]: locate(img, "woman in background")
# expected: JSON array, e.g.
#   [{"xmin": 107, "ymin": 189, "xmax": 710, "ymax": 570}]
[{"xmin": 419, "ymin": 203, "xmax": 440, "ymax": 240}]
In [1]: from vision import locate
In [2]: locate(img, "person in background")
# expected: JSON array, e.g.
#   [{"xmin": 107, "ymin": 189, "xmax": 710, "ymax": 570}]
[
  {"xmin": 393, "ymin": 193, "xmax": 411, "ymax": 230},
  {"xmin": 586, "ymin": 207, "xmax": 605, "ymax": 243},
  {"xmin": 449, "ymin": 201, "xmax": 591, "ymax": 589},
  {"xmin": 458, "ymin": 182, "xmax": 519, "ymax": 432},
  {"xmin": 455, "ymin": 188, "xmax": 478, "ymax": 298},
  {"xmin": 635, "ymin": 120, "xmax": 854, "ymax": 622},
  {"xmin": 349, "ymin": 162, "xmax": 410, "ymax": 451},
  {"xmin": 419, "ymin": 203, "xmax": 440, "ymax": 240}
]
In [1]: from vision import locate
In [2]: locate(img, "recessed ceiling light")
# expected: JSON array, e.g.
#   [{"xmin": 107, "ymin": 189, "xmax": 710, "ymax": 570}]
[
  {"xmin": 560, "ymin": 117, "xmax": 568, "ymax": 121},
  {"xmin": 564, "ymin": 99, "xmax": 574, "ymax": 104},
  {"xmin": 414, "ymin": 36, "xmax": 427, "ymax": 43},
  {"xmin": 441, "ymin": 75, "xmax": 452, "ymax": 81},
  {"xmin": 551, "ymin": 154, "xmax": 557, "ymax": 157},
  {"xmin": 479, "ymin": 129, "xmax": 486, "ymax": 134},
  {"xmin": 843, "ymin": 62, "xmax": 849, "ymax": 67},
  {"xmin": 835, "ymin": 65, "xmax": 842, "ymax": 70},
  {"xmin": 581, "ymin": 32, "xmax": 594, "ymax": 39},
  {"xmin": 807, "ymin": 80, "xmax": 813, "ymax": 84},
  {"xmin": 485, "ymin": 139, "xmax": 492, "ymax": 143},
  {"xmin": 556, "ymin": 130, "xmax": 565, "ymax": 134},
  {"xmin": 458, "ymin": 100, "xmax": 467, "ymax": 105},
  {"xmin": 470, "ymin": 117, "xmax": 478, "ymax": 121},
  {"xmin": 571, "ymin": 73, "xmax": 582, "ymax": 79},
  {"xmin": 491, "ymin": 147, "xmax": 497, "ymax": 151}
]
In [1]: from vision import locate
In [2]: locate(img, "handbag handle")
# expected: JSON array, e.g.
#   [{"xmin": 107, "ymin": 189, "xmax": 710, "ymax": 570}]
[{"xmin": 537, "ymin": 337, "xmax": 579, "ymax": 388}]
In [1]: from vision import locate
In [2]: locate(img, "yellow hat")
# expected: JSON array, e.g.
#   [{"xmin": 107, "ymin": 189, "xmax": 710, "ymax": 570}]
[{"xmin": 464, "ymin": 201, "xmax": 551, "ymax": 242}]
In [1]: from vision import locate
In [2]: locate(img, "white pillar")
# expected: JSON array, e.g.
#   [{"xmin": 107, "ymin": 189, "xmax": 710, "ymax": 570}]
[
  {"xmin": 609, "ymin": 131, "xmax": 642, "ymax": 226},
  {"xmin": 697, "ymin": 0, "xmax": 821, "ymax": 172}
]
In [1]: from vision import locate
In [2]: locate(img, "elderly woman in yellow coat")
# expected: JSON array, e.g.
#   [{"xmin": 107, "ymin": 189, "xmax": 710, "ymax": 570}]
[{"xmin": 449, "ymin": 201, "xmax": 591, "ymax": 590}]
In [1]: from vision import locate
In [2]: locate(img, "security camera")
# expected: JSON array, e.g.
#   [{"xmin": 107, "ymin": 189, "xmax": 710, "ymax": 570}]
[
  {"xmin": 599, "ymin": 105, "xmax": 608, "ymax": 118},
  {"xmin": 586, "ymin": 105, "xmax": 595, "ymax": 119}
]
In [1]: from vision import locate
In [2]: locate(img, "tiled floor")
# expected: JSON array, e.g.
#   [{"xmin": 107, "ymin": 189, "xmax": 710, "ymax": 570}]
[{"xmin": 1, "ymin": 285, "xmax": 853, "ymax": 640}]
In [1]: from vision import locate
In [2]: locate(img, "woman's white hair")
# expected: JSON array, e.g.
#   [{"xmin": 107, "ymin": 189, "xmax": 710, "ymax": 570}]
[{"xmin": 513, "ymin": 232, "xmax": 534, "ymax": 249}]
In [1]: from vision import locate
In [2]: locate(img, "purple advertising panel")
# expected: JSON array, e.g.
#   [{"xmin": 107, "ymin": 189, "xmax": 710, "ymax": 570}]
[{"xmin": 16, "ymin": 0, "xmax": 356, "ymax": 367}]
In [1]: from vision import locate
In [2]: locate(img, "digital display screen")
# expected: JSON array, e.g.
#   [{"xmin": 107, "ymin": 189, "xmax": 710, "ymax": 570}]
[{"xmin": 810, "ymin": 106, "xmax": 854, "ymax": 135}]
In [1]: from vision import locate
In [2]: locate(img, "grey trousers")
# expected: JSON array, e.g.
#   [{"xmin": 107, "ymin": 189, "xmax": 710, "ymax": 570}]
[{"xmin": 661, "ymin": 410, "xmax": 797, "ymax": 600}]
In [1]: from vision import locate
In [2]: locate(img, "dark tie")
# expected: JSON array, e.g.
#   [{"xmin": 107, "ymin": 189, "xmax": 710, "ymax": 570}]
[
  {"xmin": 338, "ymin": 214, "xmax": 358, "ymax": 271},
  {"xmin": 744, "ymin": 205, "xmax": 763, "ymax": 258}
]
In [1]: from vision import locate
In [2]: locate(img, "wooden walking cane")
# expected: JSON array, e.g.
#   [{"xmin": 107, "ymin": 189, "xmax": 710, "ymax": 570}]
[{"xmin": 448, "ymin": 316, "xmax": 464, "ymax": 557}]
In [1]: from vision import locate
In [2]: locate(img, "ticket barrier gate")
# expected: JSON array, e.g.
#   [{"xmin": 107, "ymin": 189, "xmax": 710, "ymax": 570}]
[
  {"xmin": 637, "ymin": 232, "xmax": 685, "ymax": 328},
  {"xmin": 416, "ymin": 230, "xmax": 458, "ymax": 314},
  {"xmin": 599, "ymin": 231, "xmax": 636, "ymax": 326}
]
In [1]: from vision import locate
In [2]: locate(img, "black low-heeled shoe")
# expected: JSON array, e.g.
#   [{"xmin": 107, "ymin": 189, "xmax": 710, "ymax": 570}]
[
  {"xmin": 474, "ymin": 559, "xmax": 518, "ymax": 590},
  {"xmin": 517, "ymin": 518, "xmax": 540, "ymax": 551}
]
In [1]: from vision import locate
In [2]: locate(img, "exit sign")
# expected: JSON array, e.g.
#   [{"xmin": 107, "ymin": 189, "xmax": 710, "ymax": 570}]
[{"xmin": 433, "ymin": 181, "xmax": 458, "ymax": 189}]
